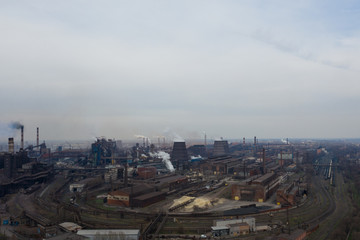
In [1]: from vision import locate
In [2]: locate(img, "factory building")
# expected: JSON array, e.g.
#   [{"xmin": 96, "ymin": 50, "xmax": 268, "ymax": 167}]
[
  {"xmin": 0, "ymin": 138, "xmax": 52, "ymax": 196},
  {"xmin": 199, "ymin": 156, "xmax": 241, "ymax": 175},
  {"xmin": 137, "ymin": 166, "xmax": 157, "ymax": 179},
  {"xmin": 153, "ymin": 175, "xmax": 188, "ymax": 191},
  {"xmin": 107, "ymin": 184, "xmax": 165, "ymax": 208},
  {"xmin": 276, "ymin": 183, "xmax": 299, "ymax": 206},
  {"xmin": 212, "ymin": 140, "xmax": 229, "ymax": 157},
  {"xmin": 232, "ymin": 173, "xmax": 280, "ymax": 202},
  {"xmin": 90, "ymin": 138, "xmax": 117, "ymax": 166},
  {"xmin": 212, "ymin": 217, "xmax": 255, "ymax": 237}
]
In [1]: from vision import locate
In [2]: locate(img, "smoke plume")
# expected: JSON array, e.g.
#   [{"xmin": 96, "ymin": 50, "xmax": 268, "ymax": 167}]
[
  {"xmin": 150, "ymin": 151, "xmax": 175, "ymax": 172},
  {"xmin": 163, "ymin": 127, "xmax": 184, "ymax": 142},
  {"xmin": 11, "ymin": 121, "xmax": 23, "ymax": 129}
]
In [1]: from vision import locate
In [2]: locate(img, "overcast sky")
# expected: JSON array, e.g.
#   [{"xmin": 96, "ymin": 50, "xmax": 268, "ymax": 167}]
[{"xmin": 1, "ymin": 0, "xmax": 360, "ymax": 142}]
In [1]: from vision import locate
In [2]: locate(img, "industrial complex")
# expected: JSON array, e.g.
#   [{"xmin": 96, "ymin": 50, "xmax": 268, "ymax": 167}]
[{"xmin": 0, "ymin": 125, "xmax": 358, "ymax": 239}]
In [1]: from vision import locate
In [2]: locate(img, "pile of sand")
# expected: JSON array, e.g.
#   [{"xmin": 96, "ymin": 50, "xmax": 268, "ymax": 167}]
[
  {"xmin": 185, "ymin": 197, "xmax": 226, "ymax": 212},
  {"xmin": 170, "ymin": 196, "xmax": 195, "ymax": 208}
]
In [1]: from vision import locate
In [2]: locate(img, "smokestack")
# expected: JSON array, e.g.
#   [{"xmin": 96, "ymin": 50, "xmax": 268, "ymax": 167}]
[
  {"xmin": 286, "ymin": 138, "xmax": 289, "ymax": 145},
  {"xmin": 37, "ymin": 127, "xmax": 39, "ymax": 146},
  {"xmin": 254, "ymin": 136, "xmax": 256, "ymax": 146},
  {"xmin": 8, "ymin": 138, "xmax": 14, "ymax": 153},
  {"xmin": 243, "ymin": 137, "xmax": 245, "ymax": 145},
  {"xmin": 21, "ymin": 126, "xmax": 24, "ymax": 150}
]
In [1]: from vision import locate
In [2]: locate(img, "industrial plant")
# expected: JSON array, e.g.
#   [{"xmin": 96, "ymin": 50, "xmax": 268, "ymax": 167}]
[{"xmin": 0, "ymin": 125, "xmax": 358, "ymax": 240}]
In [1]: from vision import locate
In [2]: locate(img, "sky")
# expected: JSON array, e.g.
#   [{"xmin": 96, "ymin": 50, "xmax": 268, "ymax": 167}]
[{"xmin": 1, "ymin": 0, "xmax": 360, "ymax": 142}]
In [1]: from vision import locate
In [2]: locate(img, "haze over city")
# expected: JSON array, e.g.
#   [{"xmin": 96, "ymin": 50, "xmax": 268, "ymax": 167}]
[{"xmin": 1, "ymin": 0, "xmax": 360, "ymax": 141}]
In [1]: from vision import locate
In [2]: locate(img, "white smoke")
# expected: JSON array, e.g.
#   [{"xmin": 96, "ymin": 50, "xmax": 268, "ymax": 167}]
[
  {"xmin": 191, "ymin": 155, "xmax": 202, "ymax": 159},
  {"xmin": 134, "ymin": 134, "xmax": 146, "ymax": 139},
  {"xmin": 163, "ymin": 127, "xmax": 184, "ymax": 142},
  {"xmin": 134, "ymin": 134, "xmax": 151, "ymax": 144},
  {"xmin": 150, "ymin": 151, "xmax": 175, "ymax": 172}
]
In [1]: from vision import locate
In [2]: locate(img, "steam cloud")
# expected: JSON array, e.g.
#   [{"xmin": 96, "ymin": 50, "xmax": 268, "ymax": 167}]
[
  {"xmin": 163, "ymin": 127, "xmax": 184, "ymax": 142},
  {"xmin": 150, "ymin": 151, "xmax": 175, "ymax": 172}
]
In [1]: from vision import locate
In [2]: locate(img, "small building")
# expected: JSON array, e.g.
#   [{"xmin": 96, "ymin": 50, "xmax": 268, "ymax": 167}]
[
  {"xmin": 59, "ymin": 222, "xmax": 82, "ymax": 233},
  {"xmin": 211, "ymin": 226, "xmax": 229, "ymax": 237},
  {"xmin": 229, "ymin": 222, "xmax": 250, "ymax": 236},
  {"xmin": 69, "ymin": 183, "xmax": 86, "ymax": 193},
  {"xmin": 77, "ymin": 229, "xmax": 140, "ymax": 240},
  {"xmin": 214, "ymin": 217, "xmax": 256, "ymax": 232}
]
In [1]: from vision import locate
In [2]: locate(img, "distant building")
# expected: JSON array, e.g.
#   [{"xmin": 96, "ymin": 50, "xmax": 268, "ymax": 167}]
[{"xmin": 77, "ymin": 229, "xmax": 140, "ymax": 240}]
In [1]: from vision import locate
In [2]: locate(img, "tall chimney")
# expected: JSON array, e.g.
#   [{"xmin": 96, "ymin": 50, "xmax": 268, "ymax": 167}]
[
  {"xmin": 243, "ymin": 137, "xmax": 245, "ymax": 145},
  {"xmin": 254, "ymin": 136, "xmax": 257, "ymax": 146},
  {"xmin": 37, "ymin": 127, "xmax": 39, "ymax": 146},
  {"xmin": 21, "ymin": 126, "xmax": 24, "ymax": 149},
  {"xmin": 8, "ymin": 138, "xmax": 14, "ymax": 153}
]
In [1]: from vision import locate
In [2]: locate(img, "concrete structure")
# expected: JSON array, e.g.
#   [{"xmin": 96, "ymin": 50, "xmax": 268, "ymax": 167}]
[
  {"xmin": 77, "ymin": 229, "xmax": 140, "ymax": 240},
  {"xmin": 171, "ymin": 141, "xmax": 188, "ymax": 170},
  {"xmin": 213, "ymin": 140, "xmax": 229, "ymax": 156}
]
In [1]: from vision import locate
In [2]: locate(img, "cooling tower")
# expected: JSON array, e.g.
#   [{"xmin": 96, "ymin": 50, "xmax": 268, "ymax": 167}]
[
  {"xmin": 213, "ymin": 140, "xmax": 229, "ymax": 156},
  {"xmin": 171, "ymin": 141, "xmax": 189, "ymax": 170}
]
